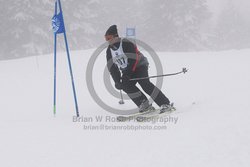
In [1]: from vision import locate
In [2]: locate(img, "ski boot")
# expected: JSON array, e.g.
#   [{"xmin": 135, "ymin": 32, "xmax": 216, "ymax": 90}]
[
  {"xmin": 139, "ymin": 100, "xmax": 155, "ymax": 114},
  {"xmin": 160, "ymin": 103, "xmax": 176, "ymax": 114}
]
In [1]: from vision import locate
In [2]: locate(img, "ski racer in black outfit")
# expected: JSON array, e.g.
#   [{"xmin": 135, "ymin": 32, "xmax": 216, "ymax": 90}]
[{"xmin": 105, "ymin": 25, "xmax": 171, "ymax": 113}]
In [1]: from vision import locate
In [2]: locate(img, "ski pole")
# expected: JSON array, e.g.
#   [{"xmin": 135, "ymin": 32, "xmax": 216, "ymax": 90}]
[
  {"xmin": 130, "ymin": 68, "xmax": 188, "ymax": 81},
  {"xmin": 119, "ymin": 90, "xmax": 125, "ymax": 104}
]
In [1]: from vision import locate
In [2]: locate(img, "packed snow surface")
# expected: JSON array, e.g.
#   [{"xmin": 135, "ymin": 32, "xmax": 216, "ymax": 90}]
[{"xmin": 0, "ymin": 49, "xmax": 249, "ymax": 167}]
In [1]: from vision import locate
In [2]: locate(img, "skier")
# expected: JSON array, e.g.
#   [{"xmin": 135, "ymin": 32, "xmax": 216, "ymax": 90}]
[{"xmin": 105, "ymin": 25, "xmax": 171, "ymax": 113}]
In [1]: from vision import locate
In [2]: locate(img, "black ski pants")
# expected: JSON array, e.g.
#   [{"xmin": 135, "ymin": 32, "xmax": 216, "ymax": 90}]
[{"xmin": 122, "ymin": 65, "xmax": 170, "ymax": 107}]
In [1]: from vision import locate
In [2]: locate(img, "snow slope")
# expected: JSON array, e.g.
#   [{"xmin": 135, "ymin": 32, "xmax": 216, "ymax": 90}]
[{"xmin": 0, "ymin": 49, "xmax": 250, "ymax": 167}]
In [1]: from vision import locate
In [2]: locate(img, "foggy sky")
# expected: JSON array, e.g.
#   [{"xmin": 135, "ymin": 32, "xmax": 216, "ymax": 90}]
[{"xmin": 207, "ymin": 0, "xmax": 250, "ymax": 20}]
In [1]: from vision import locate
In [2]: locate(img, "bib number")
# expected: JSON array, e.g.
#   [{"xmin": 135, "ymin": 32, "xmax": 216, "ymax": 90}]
[{"xmin": 114, "ymin": 54, "xmax": 128, "ymax": 69}]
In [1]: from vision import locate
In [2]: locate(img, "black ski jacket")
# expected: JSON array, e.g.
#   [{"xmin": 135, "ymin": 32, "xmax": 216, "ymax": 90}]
[{"xmin": 106, "ymin": 38, "xmax": 148, "ymax": 83}]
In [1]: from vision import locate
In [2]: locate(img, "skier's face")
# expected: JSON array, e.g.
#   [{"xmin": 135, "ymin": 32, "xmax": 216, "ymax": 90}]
[{"xmin": 105, "ymin": 35, "xmax": 114, "ymax": 42}]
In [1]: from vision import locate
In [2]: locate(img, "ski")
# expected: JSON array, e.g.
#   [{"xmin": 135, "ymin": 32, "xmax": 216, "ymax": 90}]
[
  {"xmin": 116, "ymin": 107, "xmax": 156, "ymax": 122},
  {"xmin": 136, "ymin": 106, "xmax": 176, "ymax": 122},
  {"xmin": 116, "ymin": 103, "xmax": 177, "ymax": 122}
]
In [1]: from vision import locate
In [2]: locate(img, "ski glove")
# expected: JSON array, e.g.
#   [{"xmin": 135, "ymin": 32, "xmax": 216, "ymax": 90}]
[
  {"xmin": 115, "ymin": 82, "xmax": 123, "ymax": 90},
  {"xmin": 122, "ymin": 75, "xmax": 130, "ymax": 85},
  {"xmin": 114, "ymin": 75, "xmax": 131, "ymax": 90}
]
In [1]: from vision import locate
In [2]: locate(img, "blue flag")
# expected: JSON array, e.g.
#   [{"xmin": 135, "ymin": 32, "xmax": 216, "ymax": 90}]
[{"xmin": 52, "ymin": 12, "xmax": 65, "ymax": 34}]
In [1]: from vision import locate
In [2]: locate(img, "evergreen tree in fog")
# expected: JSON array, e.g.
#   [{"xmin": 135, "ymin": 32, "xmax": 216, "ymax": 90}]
[
  {"xmin": 143, "ymin": 0, "xmax": 211, "ymax": 51},
  {"xmin": 214, "ymin": 0, "xmax": 250, "ymax": 50},
  {"xmin": 0, "ymin": 0, "xmax": 249, "ymax": 59}
]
